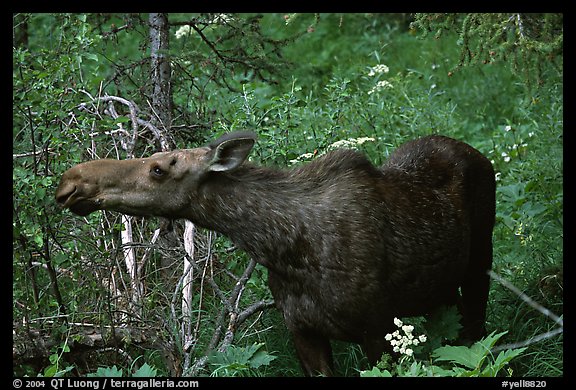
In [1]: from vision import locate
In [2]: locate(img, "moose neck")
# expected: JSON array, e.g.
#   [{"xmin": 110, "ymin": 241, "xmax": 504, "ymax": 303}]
[{"xmin": 188, "ymin": 165, "xmax": 305, "ymax": 268}]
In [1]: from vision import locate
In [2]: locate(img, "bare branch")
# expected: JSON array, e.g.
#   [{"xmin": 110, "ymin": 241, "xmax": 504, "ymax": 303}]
[
  {"xmin": 491, "ymin": 327, "xmax": 563, "ymax": 353},
  {"xmin": 13, "ymin": 149, "xmax": 55, "ymax": 159},
  {"xmin": 488, "ymin": 270, "xmax": 563, "ymax": 353},
  {"xmin": 96, "ymin": 95, "xmax": 140, "ymax": 158},
  {"xmin": 237, "ymin": 300, "xmax": 275, "ymax": 325},
  {"xmin": 488, "ymin": 270, "xmax": 563, "ymax": 326}
]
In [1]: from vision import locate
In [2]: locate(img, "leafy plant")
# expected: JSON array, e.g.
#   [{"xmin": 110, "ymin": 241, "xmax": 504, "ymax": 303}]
[
  {"xmin": 207, "ymin": 343, "xmax": 276, "ymax": 377},
  {"xmin": 87, "ymin": 365, "xmax": 124, "ymax": 377},
  {"xmin": 361, "ymin": 330, "xmax": 526, "ymax": 377},
  {"xmin": 87, "ymin": 362, "xmax": 158, "ymax": 377},
  {"xmin": 42, "ymin": 342, "xmax": 75, "ymax": 377}
]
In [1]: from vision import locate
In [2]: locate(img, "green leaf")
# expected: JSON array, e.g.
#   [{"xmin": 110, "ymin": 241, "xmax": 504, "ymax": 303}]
[
  {"xmin": 84, "ymin": 53, "xmax": 99, "ymax": 61},
  {"xmin": 87, "ymin": 365, "xmax": 123, "ymax": 377},
  {"xmin": 132, "ymin": 362, "xmax": 158, "ymax": 377},
  {"xmin": 427, "ymin": 364, "xmax": 458, "ymax": 377},
  {"xmin": 424, "ymin": 305, "xmax": 462, "ymax": 348},
  {"xmin": 53, "ymin": 252, "xmax": 69, "ymax": 266},
  {"xmin": 360, "ymin": 367, "xmax": 392, "ymax": 377},
  {"xmin": 115, "ymin": 116, "xmax": 131, "ymax": 123},
  {"xmin": 208, "ymin": 343, "xmax": 276, "ymax": 376},
  {"xmin": 432, "ymin": 344, "xmax": 484, "ymax": 369},
  {"xmin": 248, "ymin": 346, "xmax": 276, "ymax": 368},
  {"xmin": 49, "ymin": 353, "xmax": 60, "ymax": 365},
  {"xmin": 474, "ymin": 331, "xmax": 508, "ymax": 351},
  {"xmin": 43, "ymin": 364, "xmax": 58, "ymax": 377},
  {"xmin": 53, "ymin": 366, "xmax": 75, "ymax": 377},
  {"xmin": 33, "ymin": 234, "xmax": 44, "ymax": 248},
  {"xmin": 432, "ymin": 331, "xmax": 509, "ymax": 372},
  {"xmin": 482, "ymin": 347, "xmax": 527, "ymax": 376}
]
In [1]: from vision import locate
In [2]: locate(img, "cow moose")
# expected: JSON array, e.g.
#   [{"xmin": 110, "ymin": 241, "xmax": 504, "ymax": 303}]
[{"xmin": 55, "ymin": 131, "xmax": 496, "ymax": 376}]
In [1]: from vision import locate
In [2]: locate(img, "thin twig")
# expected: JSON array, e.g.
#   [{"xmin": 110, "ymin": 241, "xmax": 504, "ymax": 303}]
[{"xmin": 188, "ymin": 22, "xmax": 227, "ymax": 64}]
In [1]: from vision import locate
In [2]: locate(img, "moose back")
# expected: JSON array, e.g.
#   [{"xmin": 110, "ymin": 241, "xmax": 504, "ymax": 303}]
[{"xmin": 56, "ymin": 132, "xmax": 496, "ymax": 376}]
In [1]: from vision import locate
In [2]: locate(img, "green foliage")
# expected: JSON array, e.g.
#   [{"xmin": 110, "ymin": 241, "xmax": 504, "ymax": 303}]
[
  {"xmin": 432, "ymin": 331, "xmax": 527, "ymax": 377},
  {"xmin": 207, "ymin": 343, "xmax": 276, "ymax": 377},
  {"xmin": 132, "ymin": 362, "xmax": 159, "ymax": 377},
  {"xmin": 361, "ymin": 331, "xmax": 526, "ymax": 377},
  {"xmin": 87, "ymin": 365, "xmax": 124, "ymax": 377},
  {"xmin": 42, "ymin": 342, "xmax": 74, "ymax": 377},
  {"xmin": 419, "ymin": 306, "xmax": 463, "ymax": 352},
  {"xmin": 411, "ymin": 13, "xmax": 563, "ymax": 88},
  {"xmin": 87, "ymin": 362, "xmax": 158, "ymax": 377}
]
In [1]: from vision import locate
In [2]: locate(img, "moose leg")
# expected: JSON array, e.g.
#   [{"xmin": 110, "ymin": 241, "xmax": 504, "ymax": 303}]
[
  {"xmin": 292, "ymin": 331, "xmax": 334, "ymax": 376},
  {"xmin": 460, "ymin": 226, "xmax": 493, "ymax": 341}
]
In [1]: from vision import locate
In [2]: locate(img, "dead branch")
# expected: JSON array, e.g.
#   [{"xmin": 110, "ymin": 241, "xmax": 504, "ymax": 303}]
[
  {"xmin": 13, "ymin": 148, "xmax": 55, "ymax": 159},
  {"xmin": 185, "ymin": 259, "xmax": 275, "ymax": 376},
  {"xmin": 491, "ymin": 327, "xmax": 563, "ymax": 353},
  {"xmin": 13, "ymin": 321, "xmax": 157, "ymax": 369},
  {"xmin": 488, "ymin": 270, "xmax": 563, "ymax": 327},
  {"xmin": 488, "ymin": 270, "xmax": 563, "ymax": 353}
]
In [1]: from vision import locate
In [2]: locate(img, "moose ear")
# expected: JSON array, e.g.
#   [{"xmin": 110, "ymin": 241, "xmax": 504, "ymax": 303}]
[{"xmin": 206, "ymin": 132, "xmax": 256, "ymax": 172}]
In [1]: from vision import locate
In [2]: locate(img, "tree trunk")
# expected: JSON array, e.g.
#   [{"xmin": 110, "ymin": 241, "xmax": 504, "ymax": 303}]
[{"xmin": 149, "ymin": 13, "xmax": 172, "ymax": 138}]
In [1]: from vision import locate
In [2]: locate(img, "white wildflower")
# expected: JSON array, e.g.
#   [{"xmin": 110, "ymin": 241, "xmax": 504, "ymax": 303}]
[
  {"xmin": 289, "ymin": 152, "xmax": 316, "ymax": 165},
  {"xmin": 356, "ymin": 137, "xmax": 375, "ymax": 144},
  {"xmin": 386, "ymin": 318, "xmax": 427, "ymax": 358},
  {"xmin": 329, "ymin": 139, "xmax": 355, "ymax": 149},
  {"xmin": 175, "ymin": 25, "xmax": 192, "ymax": 39},
  {"xmin": 495, "ymin": 172, "xmax": 502, "ymax": 181},
  {"xmin": 368, "ymin": 80, "xmax": 393, "ymax": 95},
  {"xmin": 368, "ymin": 64, "xmax": 389, "ymax": 76},
  {"xmin": 402, "ymin": 325, "xmax": 414, "ymax": 334},
  {"xmin": 379, "ymin": 80, "xmax": 393, "ymax": 88},
  {"xmin": 328, "ymin": 137, "xmax": 376, "ymax": 151},
  {"xmin": 505, "ymin": 125, "xmax": 512, "ymax": 132}
]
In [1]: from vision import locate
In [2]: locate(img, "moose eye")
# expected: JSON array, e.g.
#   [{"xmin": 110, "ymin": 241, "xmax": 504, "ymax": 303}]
[{"xmin": 151, "ymin": 166, "xmax": 165, "ymax": 177}]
